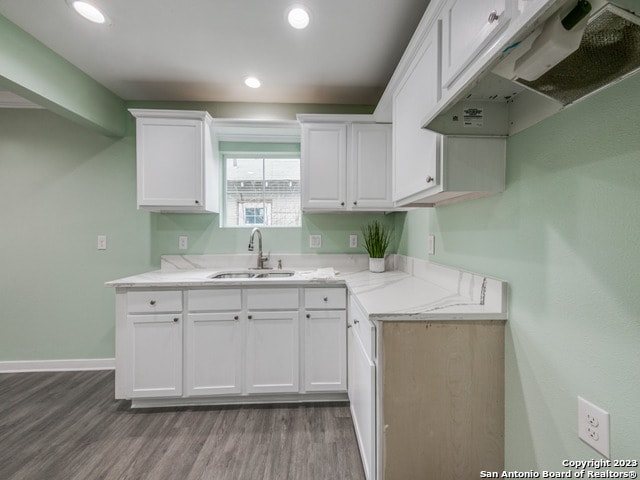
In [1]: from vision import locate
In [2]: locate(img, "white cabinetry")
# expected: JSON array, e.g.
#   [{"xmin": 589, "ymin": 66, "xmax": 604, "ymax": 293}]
[
  {"xmin": 300, "ymin": 122, "xmax": 347, "ymax": 210},
  {"xmin": 392, "ymin": 25, "xmax": 441, "ymax": 203},
  {"xmin": 304, "ymin": 288, "xmax": 347, "ymax": 392},
  {"xmin": 126, "ymin": 290, "xmax": 183, "ymax": 398},
  {"xmin": 185, "ymin": 289, "xmax": 242, "ymax": 396},
  {"xmin": 441, "ymin": 0, "xmax": 514, "ymax": 89},
  {"xmin": 392, "ymin": 22, "xmax": 506, "ymax": 207},
  {"xmin": 115, "ymin": 285, "xmax": 348, "ymax": 405},
  {"xmin": 129, "ymin": 109, "xmax": 219, "ymax": 213},
  {"xmin": 350, "ymin": 123, "xmax": 393, "ymax": 210},
  {"xmin": 299, "ymin": 116, "xmax": 392, "ymax": 212},
  {"xmin": 247, "ymin": 311, "xmax": 300, "ymax": 393},
  {"xmin": 246, "ymin": 288, "xmax": 300, "ymax": 394},
  {"xmin": 347, "ymin": 297, "xmax": 376, "ymax": 480}
]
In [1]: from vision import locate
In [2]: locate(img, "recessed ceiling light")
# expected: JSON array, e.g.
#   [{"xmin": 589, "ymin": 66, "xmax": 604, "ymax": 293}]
[
  {"xmin": 67, "ymin": 0, "xmax": 108, "ymax": 24},
  {"xmin": 287, "ymin": 6, "xmax": 310, "ymax": 29},
  {"xmin": 244, "ymin": 77, "xmax": 261, "ymax": 89}
]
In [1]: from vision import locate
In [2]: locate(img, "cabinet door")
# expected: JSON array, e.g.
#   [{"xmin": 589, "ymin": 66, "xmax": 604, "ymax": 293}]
[
  {"xmin": 246, "ymin": 311, "xmax": 299, "ymax": 393},
  {"xmin": 128, "ymin": 314, "xmax": 182, "ymax": 398},
  {"xmin": 348, "ymin": 325, "xmax": 376, "ymax": 480},
  {"xmin": 441, "ymin": 0, "xmax": 513, "ymax": 88},
  {"xmin": 393, "ymin": 26, "xmax": 441, "ymax": 203},
  {"xmin": 350, "ymin": 124, "xmax": 393, "ymax": 210},
  {"xmin": 301, "ymin": 123, "xmax": 347, "ymax": 210},
  {"xmin": 304, "ymin": 310, "xmax": 346, "ymax": 392},
  {"xmin": 136, "ymin": 117, "xmax": 204, "ymax": 208},
  {"xmin": 185, "ymin": 313, "xmax": 242, "ymax": 396}
]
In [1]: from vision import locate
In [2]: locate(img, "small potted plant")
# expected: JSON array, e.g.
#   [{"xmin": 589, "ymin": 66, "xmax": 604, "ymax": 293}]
[{"xmin": 361, "ymin": 220, "xmax": 391, "ymax": 273}]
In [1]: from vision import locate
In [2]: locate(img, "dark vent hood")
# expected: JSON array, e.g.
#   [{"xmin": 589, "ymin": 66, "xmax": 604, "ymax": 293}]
[{"xmin": 499, "ymin": 3, "xmax": 640, "ymax": 106}]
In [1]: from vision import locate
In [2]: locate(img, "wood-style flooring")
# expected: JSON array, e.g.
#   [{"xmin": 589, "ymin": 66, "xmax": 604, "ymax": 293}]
[{"xmin": 0, "ymin": 370, "xmax": 365, "ymax": 480}]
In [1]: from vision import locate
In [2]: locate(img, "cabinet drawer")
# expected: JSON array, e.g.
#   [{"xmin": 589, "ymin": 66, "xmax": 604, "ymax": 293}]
[
  {"xmin": 188, "ymin": 289, "xmax": 242, "ymax": 312},
  {"xmin": 305, "ymin": 288, "xmax": 346, "ymax": 309},
  {"xmin": 127, "ymin": 290, "xmax": 182, "ymax": 314},
  {"xmin": 349, "ymin": 296, "xmax": 375, "ymax": 361},
  {"xmin": 246, "ymin": 288, "xmax": 299, "ymax": 310}
]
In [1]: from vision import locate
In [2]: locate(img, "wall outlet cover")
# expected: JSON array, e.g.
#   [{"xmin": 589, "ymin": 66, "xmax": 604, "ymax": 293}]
[
  {"xmin": 97, "ymin": 235, "xmax": 107, "ymax": 250},
  {"xmin": 349, "ymin": 234, "xmax": 358, "ymax": 248},
  {"xmin": 178, "ymin": 235, "xmax": 188, "ymax": 250},
  {"xmin": 428, "ymin": 235, "xmax": 435, "ymax": 255},
  {"xmin": 578, "ymin": 396, "xmax": 610, "ymax": 458},
  {"xmin": 309, "ymin": 234, "xmax": 322, "ymax": 249}
]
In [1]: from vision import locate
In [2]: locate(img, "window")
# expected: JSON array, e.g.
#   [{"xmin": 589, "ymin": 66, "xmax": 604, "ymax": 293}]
[{"xmin": 223, "ymin": 156, "xmax": 301, "ymax": 227}]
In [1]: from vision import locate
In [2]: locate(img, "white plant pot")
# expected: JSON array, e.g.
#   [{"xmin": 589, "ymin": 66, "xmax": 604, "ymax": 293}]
[{"xmin": 369, "ymin": 257, "xmax": 385, "ymax": 273}]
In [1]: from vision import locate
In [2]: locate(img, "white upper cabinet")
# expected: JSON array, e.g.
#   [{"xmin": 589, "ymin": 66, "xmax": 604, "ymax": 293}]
[
  {"xmin": 130, "ymin": 109, "xmax": 219, "ymax": 213},
  {"xmin": 441, "ymin": 0, "xmax": 514, "ymax": 89},
  {"xmin": 392, "ymin": 24, "xmax": 441, "ymax": 204},
  {"xmin": 299, "ymin": 115, "xmax": 393, "ymax": 212},
  {"xmin": 350, "ymin": 123, "xmax": 393, "ymax": 210},
  {"xmin": 300, "ymin": 122, "xmax": 348, "ymax": 210}
]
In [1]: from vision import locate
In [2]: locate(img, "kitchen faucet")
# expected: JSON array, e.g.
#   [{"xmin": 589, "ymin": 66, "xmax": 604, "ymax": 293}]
[{"xmin": 248, "ymin": 227, "xmax": 269, "ymax": 269}]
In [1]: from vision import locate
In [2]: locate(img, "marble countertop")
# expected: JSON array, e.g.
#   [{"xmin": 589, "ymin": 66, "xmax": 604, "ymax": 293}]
[{"xmin": 106, "ymin": 254, "xmax": 507, "ymax": 322}]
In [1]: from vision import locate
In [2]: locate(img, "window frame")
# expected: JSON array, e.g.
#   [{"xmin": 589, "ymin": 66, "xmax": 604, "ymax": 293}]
[{"xmin": 221, "ymin": 153, "xmax": 301, "ymax": 229}]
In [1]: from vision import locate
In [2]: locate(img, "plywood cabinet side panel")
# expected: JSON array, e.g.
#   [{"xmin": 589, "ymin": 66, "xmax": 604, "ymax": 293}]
[{"xmin": 381, "ymin": 321, "xmax": 504, "ymax": 479}]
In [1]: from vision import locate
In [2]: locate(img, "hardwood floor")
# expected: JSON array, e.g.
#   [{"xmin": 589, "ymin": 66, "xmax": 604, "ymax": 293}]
[{"xmin": 0, "ymin": 371, "xmax": 365, "ymax": 480}]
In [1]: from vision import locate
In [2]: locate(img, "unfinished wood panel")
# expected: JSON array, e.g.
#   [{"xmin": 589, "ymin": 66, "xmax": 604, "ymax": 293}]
[{"xmin": 381, "ymin": 321, "xmax": 505, "ymax": 479}]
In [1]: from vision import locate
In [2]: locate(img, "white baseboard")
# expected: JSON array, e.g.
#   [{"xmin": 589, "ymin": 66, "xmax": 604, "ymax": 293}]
[{"xmin": 0, "ymin": 358, "xmax": 115, "ymax": 373}]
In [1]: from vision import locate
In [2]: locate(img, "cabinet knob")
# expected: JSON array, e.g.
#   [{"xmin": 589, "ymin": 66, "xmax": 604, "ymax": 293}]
[
  {"xmin": 353, "ymin": 201, "xmax": 357, "ymax": 205},
  {"xmin": 173, "ymin": 317, "xmax": 179, "ymax": 323},
  {"xmin": 488, "ymin": 10, "xmax": 500, "ymax": 23},
  {"xmin": 234, "ymin": 315, "xmax": 239, "ymax": 321},
  {"xmin": 195, "ymin": 200, "xmax": 200, "ymax": 204},
  {"xmin": 340, "ymin": 202, "xmax": 345, "ymax": 206},
  {"xmin": 354, "ymin": 318, "xmax": 360, "ymax": 324},
  {"xmin": 426, "ymin": 175, "xmax": 434, "ymax": 183},
  {"xmin": 306, "ymin": 314, "xmax": 311, "ymax": 318},
  {"xmin": 323, "ymin": 297, "xmax": 328, "ymax": 302},
  {"xmin": 248, "ymin": 315, "xmax": 253, "ymax": 320},
  {"xmin": 149, "ymin": 300, "xmax": 156, "ymax": 306}
]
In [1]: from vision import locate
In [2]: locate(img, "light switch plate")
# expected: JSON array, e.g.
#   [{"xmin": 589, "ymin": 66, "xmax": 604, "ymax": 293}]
[
  {"xmin": 578, "ymin": 396, "xmax": 610, "ymax": 458},
  {"xmin": 309, "ymin": 234, "xmax": 322, "ymax": 249}
]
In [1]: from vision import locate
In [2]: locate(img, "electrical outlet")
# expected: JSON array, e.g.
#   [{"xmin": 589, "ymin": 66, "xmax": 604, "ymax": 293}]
[
  {"xmin": 97, "ymin": 235, "xmax": 107, "ymax": 250},
  {"xmin": 578, "ymin": 396, "xmax": 610, "ymax": 458},
  {"xmin": 178, "ymin": 235, "xmax": 188, "ymax": 250},
  {"xmin": 349, "ymin": 234, "xmax": 358, "ymax": 248},
  {"xmin": 428, "ymin": 235, "xmax": 435, "ymax": 255},
  {"xmin": 309, "ymin": 234, "xmax": 322, "ymax": 249}
]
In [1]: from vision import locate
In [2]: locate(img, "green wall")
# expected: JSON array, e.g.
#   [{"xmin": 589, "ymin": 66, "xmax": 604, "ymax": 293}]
[
  {"xmin": 397, "ymin": 73, "xmax": 640, "ymax": 461},
  {"xmin": 0, "ymin": 107, "xmax": 394, "ymax": 361}
]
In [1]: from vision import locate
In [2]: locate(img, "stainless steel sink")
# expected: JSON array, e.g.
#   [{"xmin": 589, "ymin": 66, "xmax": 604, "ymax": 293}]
[
  {"xmin": 209, "ymin": 272, "xmax": 254, "ymax": 279},
  {"xmin": 208, "ymin": 270, "xmax": 295, "ymax": 280}
]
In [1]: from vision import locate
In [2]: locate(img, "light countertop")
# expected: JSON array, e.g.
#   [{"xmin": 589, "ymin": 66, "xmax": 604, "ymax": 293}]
[{"xmin": 106, "ymin": 254, "xmax": 507, "ymax": 322}]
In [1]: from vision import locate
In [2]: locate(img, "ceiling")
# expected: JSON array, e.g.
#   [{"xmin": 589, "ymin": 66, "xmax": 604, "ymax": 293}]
[{"xmin": 0, "ymin": 0, "xmax": 431, "ymax": 105}]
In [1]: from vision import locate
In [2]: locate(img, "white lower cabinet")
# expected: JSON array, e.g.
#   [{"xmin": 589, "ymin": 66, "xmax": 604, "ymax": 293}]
[
  {"xmin": 246, "ymin": 311, "xmax": 300, "ymax": 394},
  {"xmin": 117, "ymin": 286, "xmax": 347, "ymax": 404},
  {"xmin": 128, "ymin": 313, "xmax": 183, "ymax": 398},
  {"xmin": 348, "ymin": 323, "xmax": 376, "ymax": 480},
  {"xmin": 185, "ymin": 312, "xmax": 242, "ymax": 396},
  {"xmin": 304, "ymin": 310, "xmax": 347, "ymax": 392}
]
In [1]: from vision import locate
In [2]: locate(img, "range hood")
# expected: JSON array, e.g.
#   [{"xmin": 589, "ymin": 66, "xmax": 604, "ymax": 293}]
[
  {"xmin": 496, "ymin": 1, "xmax": 640, "ymax": 107},
  {"xmin": 426, "ymin": 1, "xmax": 640, "ymax": 136}
]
